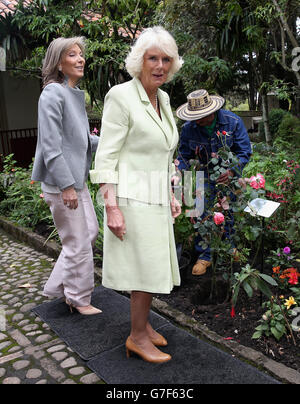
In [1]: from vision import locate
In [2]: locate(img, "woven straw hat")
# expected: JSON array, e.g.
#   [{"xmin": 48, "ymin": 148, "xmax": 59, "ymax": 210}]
[{"xmin": 176, "ymin": 89, "xmax": 225, "ymax": 121}]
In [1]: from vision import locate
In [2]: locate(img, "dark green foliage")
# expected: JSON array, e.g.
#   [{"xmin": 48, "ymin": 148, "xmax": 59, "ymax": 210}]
[
  {"xmin": 277, "ymin": 114, "xmax": 300, "ymax": 147},
  {"xmin": 259, "ymin": 109, "xmax": 291, "ymax": 140}
]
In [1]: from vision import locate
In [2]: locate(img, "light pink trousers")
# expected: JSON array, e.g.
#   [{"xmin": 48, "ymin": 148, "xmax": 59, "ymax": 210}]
[{"xmin": 43, "ymin": 185, "xmax": 99, "ymax": 307}]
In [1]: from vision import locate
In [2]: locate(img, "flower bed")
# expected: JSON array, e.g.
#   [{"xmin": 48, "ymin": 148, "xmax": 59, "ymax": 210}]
[
  {"xmin": 171, "ymin": 137, "xmax": 300, "ymax": 372},
  {"xmin": 157, "ymin": 255, "xmax": 300, "ymax": 373}
]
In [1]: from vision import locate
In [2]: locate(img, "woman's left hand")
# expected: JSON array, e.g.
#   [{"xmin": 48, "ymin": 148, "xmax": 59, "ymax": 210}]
[
  {"xmin": 171, "ymin": 196, "xmax": 181, "ymax": 219},
  {"xmin": 62, "ymin": 187, "xmax": 78, "ymax": 209}
]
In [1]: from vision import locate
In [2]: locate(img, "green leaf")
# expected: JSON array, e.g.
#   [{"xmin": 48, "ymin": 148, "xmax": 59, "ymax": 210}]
[
  {"xmin": 259, "ymin": 274, "xmax": 278, "ymax": 286},
  {"xmin": 287, "ymin": 222, "xmax": 297, "ymax": 239},
  {"xmin": 271, "ymin": 327, "xmax": 283, "ymax": 341},
  {"xmin": 255, "ymin": 278, "xmax": 273, "ymax": 299},
  {"xmin": 252, "ymin": 331, "xmax": 262, "ymax": 339},
  {"xmin": 242, "ymin": 281, "xmax": 253, "ymax": 298},
  {"xmin": 275, "ymin": 323, "xmax": 285, "ymax": 333}
]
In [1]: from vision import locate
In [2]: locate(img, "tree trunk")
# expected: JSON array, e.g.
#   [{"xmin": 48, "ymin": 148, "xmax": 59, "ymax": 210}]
[
  {"xmin": 248, "ymin": 52, "xmax": 256, "ymax": 110},
  {"xmin": 261, "ymin": 93, "xmax": 272, "ymax": 145},
  {"xmin": 272, "ymin": 0, "xmax": 299, "ymax": 49}
]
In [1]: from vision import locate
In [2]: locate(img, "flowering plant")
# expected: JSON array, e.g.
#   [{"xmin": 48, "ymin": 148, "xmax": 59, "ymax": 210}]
[
  {"xmin": 191, "ymin": 141, "xmax": 267, "ymax": 302},
  {"xmin": 252, "ymin": 296, "xmax": 297, "ymax": 343},
  {"xmin": 266, "ymin": 159, "xmax": 300, "ymax": 249},
  {"xmin": 248, "ymin": 173, "xmax": 265, "ymax": 190},
  {"xmin": 267, "ymin": 246, "xmax": 300, "ymax": 289},
  {"xmin": 216, "ymin": 130, "xmax": 230, "ymax": 137},
  {"xmin": 272, "ymin": 266, "xmax": 300, "ymax": 288},
  {"xmin": 267, "ymin": 246, "xmax": 295, "ymax": 267}
]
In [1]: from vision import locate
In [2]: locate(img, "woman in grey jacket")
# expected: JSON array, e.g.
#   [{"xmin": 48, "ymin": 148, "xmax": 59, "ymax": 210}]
[{"xmin": 32, "ymin": 37, "xmax": 101, "ymax": 315}]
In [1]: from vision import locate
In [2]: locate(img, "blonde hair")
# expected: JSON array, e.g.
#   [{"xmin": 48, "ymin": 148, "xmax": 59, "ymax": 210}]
[
  {"xmin": 42, "ymin": 37, "xmax": 86, "ymax": 88},
  {"xmin": 125, "ymin": 26, "xmax": 183, "ymax": 83}
]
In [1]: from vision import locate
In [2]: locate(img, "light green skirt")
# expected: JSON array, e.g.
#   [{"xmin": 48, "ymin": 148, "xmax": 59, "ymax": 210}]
[{"xmin": 102, "ymin": 198, "xmax": 181, "ymax": 294}]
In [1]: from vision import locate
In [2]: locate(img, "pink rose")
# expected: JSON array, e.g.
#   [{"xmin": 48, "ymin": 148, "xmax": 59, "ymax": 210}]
[
  {"xmin": 249, "ymin": 173, "xmax": 265, "ymax": 189},
  {"xmin": 213, "ymin": 212, "xmax": 225, "ymax": 225}
]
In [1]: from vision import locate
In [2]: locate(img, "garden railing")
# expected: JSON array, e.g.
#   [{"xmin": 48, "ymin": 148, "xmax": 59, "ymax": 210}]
[
  {"xmin": 0, "ymin": 128, "xmax": 38, "ymax": 170},
  {"xmin": 0, "ymin": 119, "xmax": 101, "ymax": 171}
]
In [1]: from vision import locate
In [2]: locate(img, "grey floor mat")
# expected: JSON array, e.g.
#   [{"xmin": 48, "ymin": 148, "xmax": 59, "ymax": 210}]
[
  {"xmin": 32, "ymin": 285, "xmax": 280, "ymax": 384},
  {"xmin": 87, "ymin": 323, "xmax": 280, "ymax": 384},
  {"xmin": 32, "ymin": 285, "xmax": 168, "ymax": 361}
]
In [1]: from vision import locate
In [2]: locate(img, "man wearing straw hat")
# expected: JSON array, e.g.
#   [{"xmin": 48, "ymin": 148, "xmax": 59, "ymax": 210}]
[{"xmin": 175, "ymin": 89, "xmax": 251, "ymax": 276}]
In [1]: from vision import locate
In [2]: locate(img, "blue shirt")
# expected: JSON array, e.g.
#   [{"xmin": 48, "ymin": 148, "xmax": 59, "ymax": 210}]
[{"xmin": 177, "ymin": 109, "xmax": 252, "ymax": 175}]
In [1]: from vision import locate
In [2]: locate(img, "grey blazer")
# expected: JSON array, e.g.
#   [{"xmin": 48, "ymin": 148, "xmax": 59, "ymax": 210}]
[{"xmin": 31, "ymin": 82, "xmax": 99, "ymax": 190}]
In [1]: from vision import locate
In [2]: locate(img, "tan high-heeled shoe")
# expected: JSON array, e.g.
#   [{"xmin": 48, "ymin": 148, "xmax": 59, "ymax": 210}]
[
  {"xmin": 65, "ymin": 299, "xmax": 102, "ymax": 315},
  {"xmin": 125, "ymin": 336, "xmax": 171, "ymax": 363},
  {"xmin": 150, "ymin": 332, "xmax": 168, "ymax": 347}
]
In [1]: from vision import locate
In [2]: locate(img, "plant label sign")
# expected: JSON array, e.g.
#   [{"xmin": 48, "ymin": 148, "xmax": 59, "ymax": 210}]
[{"xmin": 244, "ymin": 198, "xmax": 280, "ymax": 218}]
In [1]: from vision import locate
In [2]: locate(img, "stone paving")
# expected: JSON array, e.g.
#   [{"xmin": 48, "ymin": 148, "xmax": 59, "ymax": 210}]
[
  {"xmin": 2, "ymin": 226, "xmax": 300, "ymax": 385},
  {"xmin": 0, "ymin": 228, "xmax": 103, "ymax": 384}
]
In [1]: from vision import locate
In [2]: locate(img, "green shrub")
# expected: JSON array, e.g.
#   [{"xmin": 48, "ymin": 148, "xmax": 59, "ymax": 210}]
[
  {"xmin": 0, "ymin": 155, "xmax": 52, "ymax": 229},
  {"xmin": 243, "ymin": 142, "xmax": 300, "ymax": 251},
  {"xmin": 0, "ymin": 154, "xmax": 104, "ymax": 265},
  {"xmin": 276, "ymin": 114, "xmax": 300, "ymax": 147},
  {"xmin": 259, "ymin": 108, "xmax": 290, "ymax": 140}
]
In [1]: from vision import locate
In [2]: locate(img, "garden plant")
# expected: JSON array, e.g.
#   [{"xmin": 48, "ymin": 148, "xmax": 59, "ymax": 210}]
[{"xmin": 171, "ymin": 115, "xmax": 300, "ymax": 365}]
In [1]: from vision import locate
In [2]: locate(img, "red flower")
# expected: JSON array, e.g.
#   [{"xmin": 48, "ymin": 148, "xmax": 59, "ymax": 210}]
[
  {"xmin": 230, "ymin": 306, "xmax": 236, "ymax": 318},
  {"xmin": 288, "ymin": 273, "xmax": 299, "ymax": 285},
  {"xmin": 213, "ymin": 212, "xmax": 225, "ymax": 225},
  {"xmin": 272, "ymin": 266, "xmax": 280, "ymax": 274}
]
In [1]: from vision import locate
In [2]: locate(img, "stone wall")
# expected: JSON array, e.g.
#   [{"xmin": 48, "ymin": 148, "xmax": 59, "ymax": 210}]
[{"xmin": 235, "ymin": 110, "xmax": 262, "ymax": 131}]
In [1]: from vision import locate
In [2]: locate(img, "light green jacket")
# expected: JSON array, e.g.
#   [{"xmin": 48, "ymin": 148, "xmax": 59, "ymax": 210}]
[{"xmin": 90, "ymin": 77, "xmax": 178, "ymax": 205}]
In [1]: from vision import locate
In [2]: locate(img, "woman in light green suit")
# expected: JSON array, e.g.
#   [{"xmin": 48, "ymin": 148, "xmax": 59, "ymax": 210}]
[{"xmin": 90, "ymin": 27, "xmax": 183, "ymax": 363}]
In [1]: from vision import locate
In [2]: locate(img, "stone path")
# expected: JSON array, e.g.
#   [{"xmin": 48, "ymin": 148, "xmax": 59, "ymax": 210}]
[
  {"xmin": 1, "ymin": 226, "xmax": 299, "ymax": 385},
  {"xmin": 0, "ymin": 228, "xmax": 103, "ymax": 384}
]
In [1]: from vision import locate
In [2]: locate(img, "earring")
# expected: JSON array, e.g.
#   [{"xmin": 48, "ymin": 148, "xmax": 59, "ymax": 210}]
[{"xmin": 58, "ymin": 66, "xmax": 62, "ymax": 72}]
